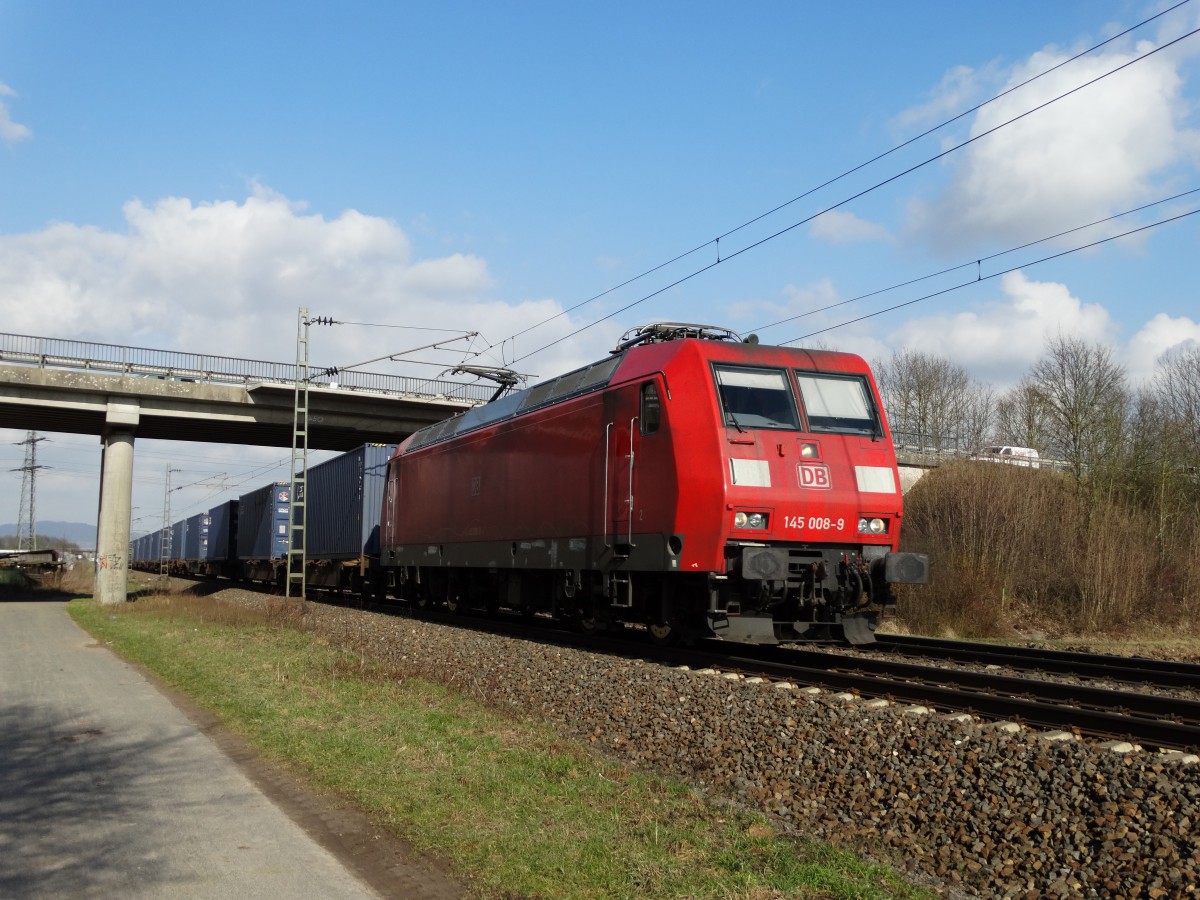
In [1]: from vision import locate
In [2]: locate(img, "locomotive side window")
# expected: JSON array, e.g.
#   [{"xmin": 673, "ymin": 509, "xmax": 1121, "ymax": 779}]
[
  {"xmin": 713, "ymin": 365, "xmax": 800, "ymax": 430},
  {"xmin": 794, "ymin": 373, "xmax": 878, "ymax": 434},
  {"xmin": 641, "ymin": 382, "xmax": 661, "ymax": 434}
]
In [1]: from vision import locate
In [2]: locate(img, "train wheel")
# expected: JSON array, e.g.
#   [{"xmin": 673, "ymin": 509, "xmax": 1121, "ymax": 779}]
[
  {"xmin": 577, "ymin": 596, "xmax": 608, "ymax": 634},
  {"xmin": 647, "ymin": 619, "xmax": 678, "ymax": 646}
]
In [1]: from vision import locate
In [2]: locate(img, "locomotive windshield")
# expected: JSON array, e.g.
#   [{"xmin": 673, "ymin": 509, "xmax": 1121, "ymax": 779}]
[
  {"xmin": 794, "ymin": 373, "xmax": 879, "ymax": 435},
  {"xmin": 713, "ymin": 365, "xmax": 800, "ymax": 430}
]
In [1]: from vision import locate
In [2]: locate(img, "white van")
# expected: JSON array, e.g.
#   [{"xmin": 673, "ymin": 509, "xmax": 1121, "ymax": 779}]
[{"xmin": 978, "ymin": 446, "xmax": 1040, "ymax": 468}]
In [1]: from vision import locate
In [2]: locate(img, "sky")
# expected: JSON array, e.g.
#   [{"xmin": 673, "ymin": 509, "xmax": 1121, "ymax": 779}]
[{"xmin": 2, "ymin": 0, "xmax": 1200, "ymax": 535}]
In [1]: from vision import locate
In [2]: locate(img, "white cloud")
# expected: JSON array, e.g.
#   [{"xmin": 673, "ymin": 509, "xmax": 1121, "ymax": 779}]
[
  {"xmin": 0, "ymin": 186, "xmax": 614, "ymax": 379},
  {"xmin": 885, "ymin": 271, "xmax": 1116, "ymax": 387},
  {"xmin": 1124, "ymin": 311, "xmax": 1200, "ymax": 384},
  {"xmin": 807, "ymin": 210, "xmax": 890, "ymax": 244},
  {"xmin": 0, "ymin": 187, "xmax": 630, "ymax": 525},
  {"xmin": 0, "ymin": 83, "xmax": 31, "ymax": 144},
  {"xmin": 892, "ymin": 65, "xmax": 982, "ymax": 132},
  {"xmin": 905, "ymin": 38, "xmax": 1200, "ymax": 253}
]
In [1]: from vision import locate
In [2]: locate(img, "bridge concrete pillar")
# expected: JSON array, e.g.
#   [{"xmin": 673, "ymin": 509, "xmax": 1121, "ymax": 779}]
[{"xmin": 95, "ymin": 401, "xmax": 139, "ymax": 605}]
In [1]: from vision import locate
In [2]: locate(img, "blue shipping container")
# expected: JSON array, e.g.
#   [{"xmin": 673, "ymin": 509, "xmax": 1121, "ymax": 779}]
[
  {"xmin": 206, "ymin": 500, "xmax": 239, "ymax": 561},
  {"xmin": 305, "ymin": 444, "xmax": 396, "ymax": 559},
  {"xmin": 184, "ymin": 513, "xmax": 210, "ymax": 559},
  {"xmin": 170, "ymin": 520, "xmax": 186, "ymax": 561},
  {"xmin": 237, "ymin": 482, "xmax": 291, "ymax": 559}
]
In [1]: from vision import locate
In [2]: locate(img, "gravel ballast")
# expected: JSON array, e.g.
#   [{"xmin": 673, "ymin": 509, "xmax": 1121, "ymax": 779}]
[{"xmin": 228, "ymin": 594, "xmax": 1200, "ymax": 898}]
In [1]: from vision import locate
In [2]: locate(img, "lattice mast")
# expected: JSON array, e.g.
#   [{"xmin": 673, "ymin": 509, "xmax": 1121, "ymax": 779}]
[
  {"xmin": 287, "ymin": 308, "xmax": 310, "ymax": 600},
  {"xmin": 158, "ymin": 465, "xmax": 180, "ymax": 588},
  {"xmin": 11, "ymin": 431, "xmax": 47, "ymax": 551}
]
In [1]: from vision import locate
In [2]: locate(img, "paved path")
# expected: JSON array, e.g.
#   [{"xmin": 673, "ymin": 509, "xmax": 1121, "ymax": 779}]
[{"xmin": 0, "ymin": 599, "xmax": 384, "ymax": 899}]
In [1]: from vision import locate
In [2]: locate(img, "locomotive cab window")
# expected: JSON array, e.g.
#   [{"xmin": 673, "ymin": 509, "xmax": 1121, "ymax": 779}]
[
  {"xmin": 794, "ymin": 373, "xmax": 878, "ymax": 435},
  {"xmin": 713, "ymin": 365, "xmax": 800, "ymax": 430},
  {"xmin": 640, "ymin": 382, "xmax": 661, "ymax": 434}
]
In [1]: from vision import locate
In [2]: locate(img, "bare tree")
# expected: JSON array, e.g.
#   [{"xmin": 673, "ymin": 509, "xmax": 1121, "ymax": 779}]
[
  {"xmin": 993, "ymin": 378, "xmax": 1054, "ymax": 452},
  {"xmin": 958, "ymin": 383, "xmax": 996, "ymax": 450},
  {"xmin": 1027, "ymin": 335, "xmax": 1128, "ymax": 482},
  {"xmin": 1151, "ymin": 343, "xmax": 1200, "ymax": 455},
  {"xmin": 873, "ymin": 349, "xmax": 991, "ymax": 451}
]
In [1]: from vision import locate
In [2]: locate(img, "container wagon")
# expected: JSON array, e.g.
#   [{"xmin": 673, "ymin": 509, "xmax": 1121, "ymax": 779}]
[
  {"xmin": 301, "ymin": 443, "xmax": 396, "ymax": 593},
  {"xmin": 237, "ymin": 481, "xmax": 291, "ymax": 585}
]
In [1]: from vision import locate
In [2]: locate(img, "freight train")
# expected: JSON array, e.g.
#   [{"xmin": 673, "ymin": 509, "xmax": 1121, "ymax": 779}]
[{"xmin": 132, "ymin": 323, "xmax": 927, "ymax": 644}]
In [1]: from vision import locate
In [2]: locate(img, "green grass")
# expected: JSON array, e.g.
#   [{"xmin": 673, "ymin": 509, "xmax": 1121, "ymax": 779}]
[{"xmin": 70, "ymin": 595, "xmax": 928, "ymax": 900}]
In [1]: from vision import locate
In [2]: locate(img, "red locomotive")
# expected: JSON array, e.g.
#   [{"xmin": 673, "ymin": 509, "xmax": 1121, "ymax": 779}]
[{"xmin": 379, "ymin": 323, "xmax": 927, "ymax": 644}]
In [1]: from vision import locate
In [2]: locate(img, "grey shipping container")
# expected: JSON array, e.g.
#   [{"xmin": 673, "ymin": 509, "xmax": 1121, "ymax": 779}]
[
  {"xmin": 184, "ymin": 512, "xmax": 210, "ymax": 559},
  {"xmin": 206, "ymin": 500, "xmax": 239, "ymax": 561},
  {"xmin": 305, "ymin": 444, "xmax": 396, "ymax": 559},
  {"xmin": 237, "ymin": 482, "xmax": 291, "ymax": 559}
]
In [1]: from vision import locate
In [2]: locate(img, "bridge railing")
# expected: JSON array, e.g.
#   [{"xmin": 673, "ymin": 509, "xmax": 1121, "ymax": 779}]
[
  {"xmin": 890, "ymin": 430, "xmax": 974, "ymax": 454},
  {"xmin": 0, "ymin": 332, "xmax": 495, "ymax": 403}
]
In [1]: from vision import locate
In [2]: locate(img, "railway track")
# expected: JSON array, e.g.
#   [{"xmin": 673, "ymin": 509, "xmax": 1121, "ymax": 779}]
[
  {"xmin": 363, "ymin": 603, "xmax": 1200, "ymax": 752},
  {"xmin": 702, "ymin": 641, "xmax": 1200, "ymax": 752},
  {"xmin": 871, "ymin": 633, "xmax": 1200, "ymax": 690}
]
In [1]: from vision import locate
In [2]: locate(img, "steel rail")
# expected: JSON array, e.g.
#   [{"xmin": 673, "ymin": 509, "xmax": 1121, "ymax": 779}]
[
  {"xmin": 872, "ymin": 634, "xmax": 1200, "ymax": 689},
  {"xmin": 710, "ymin": 650, "xmax": 1200, "ymax": 751},
  {"xmin": 737, "ymin": 643, "xmax": 1200, "ymax": 722}
]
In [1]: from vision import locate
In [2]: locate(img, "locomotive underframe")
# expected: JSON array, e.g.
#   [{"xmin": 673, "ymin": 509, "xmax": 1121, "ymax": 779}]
[{"xmin": 381, "ymin": 534, "xmax": 926, "ymax": 644}]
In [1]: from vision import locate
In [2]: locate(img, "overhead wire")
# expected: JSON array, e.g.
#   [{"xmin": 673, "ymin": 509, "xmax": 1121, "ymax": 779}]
[
  {"xmin": 748, "ymin": 185, "xmax": 1200, "ymax": 335},
  {"xmin": 784, "ymin": 205, "xmax": 1200, "ymax": 344},
  {"xmin": 470, "ymin": 0, "xmax": 1194, "ymax": 363},
  {"xmin": 503, "ymin": 19, "xmax": 1200, "ymax": 365}
]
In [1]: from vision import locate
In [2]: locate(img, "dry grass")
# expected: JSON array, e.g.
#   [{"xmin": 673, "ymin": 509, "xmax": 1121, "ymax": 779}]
[{"xmin": 898, "ymin": 461, "xmax": 1200, "ymax": 643}]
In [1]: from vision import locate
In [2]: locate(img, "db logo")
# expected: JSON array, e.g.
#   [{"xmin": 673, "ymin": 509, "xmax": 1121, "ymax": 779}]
[{"xmin": 798, "ymin": 463, "xmax": 832, "ymax": 489}]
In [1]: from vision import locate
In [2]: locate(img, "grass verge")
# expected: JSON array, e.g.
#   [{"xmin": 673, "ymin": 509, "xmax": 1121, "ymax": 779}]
[{"xmin": 70, "ymin": 595, "xmax": 928, "ymax": 900}]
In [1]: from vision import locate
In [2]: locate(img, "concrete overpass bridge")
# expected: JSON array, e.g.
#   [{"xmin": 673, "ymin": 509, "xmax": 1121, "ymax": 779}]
[{"xmin": 0, "ymin": 331, "xmax": 492, "ymax": 604}]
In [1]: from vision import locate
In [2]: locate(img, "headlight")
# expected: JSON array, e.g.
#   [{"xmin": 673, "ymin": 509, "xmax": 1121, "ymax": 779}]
[
  {"xmin": 858, "ymin": 517, "xmax": 887, "ymax": 535},
  {"xmin": 800, "ymin": 442, "xmax": 819, "ymax": 459},
  {"xmin": 734, "ymin": 511, "xmax": 769, "ymax": 529}
]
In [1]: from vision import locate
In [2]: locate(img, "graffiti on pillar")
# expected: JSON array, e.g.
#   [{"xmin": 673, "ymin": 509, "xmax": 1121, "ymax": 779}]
[{"xmin": 98, "ymin": 554, "xmax": 125, "ymax": 571}]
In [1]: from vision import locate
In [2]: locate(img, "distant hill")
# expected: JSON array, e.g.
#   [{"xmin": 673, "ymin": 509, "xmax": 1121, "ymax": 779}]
[{"xmin": 0, "ymin": 521, "xmax": 96, "ymax": 546}]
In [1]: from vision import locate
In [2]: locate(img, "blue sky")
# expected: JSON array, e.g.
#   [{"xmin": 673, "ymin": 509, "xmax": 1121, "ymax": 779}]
[{"xmin": 2, "ymin": 0, "xmax": 1199, "ymax": 530}]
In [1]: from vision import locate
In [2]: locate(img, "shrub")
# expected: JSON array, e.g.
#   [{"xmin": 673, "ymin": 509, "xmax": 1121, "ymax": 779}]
[{"xmin": 897, "ymin": 461, "xmax": 1196, "ymax": 637}]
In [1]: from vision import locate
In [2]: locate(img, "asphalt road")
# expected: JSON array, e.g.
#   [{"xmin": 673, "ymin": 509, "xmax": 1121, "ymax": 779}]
[{"xmin": 0, "ymin": 598, "xmax": 383, "ymax": 899}]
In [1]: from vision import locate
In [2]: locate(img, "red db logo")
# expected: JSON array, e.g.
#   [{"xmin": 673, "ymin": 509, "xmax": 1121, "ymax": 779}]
[{"xmin": 798, "ymin": 464, "xmax": 831, "ymax": 489}]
